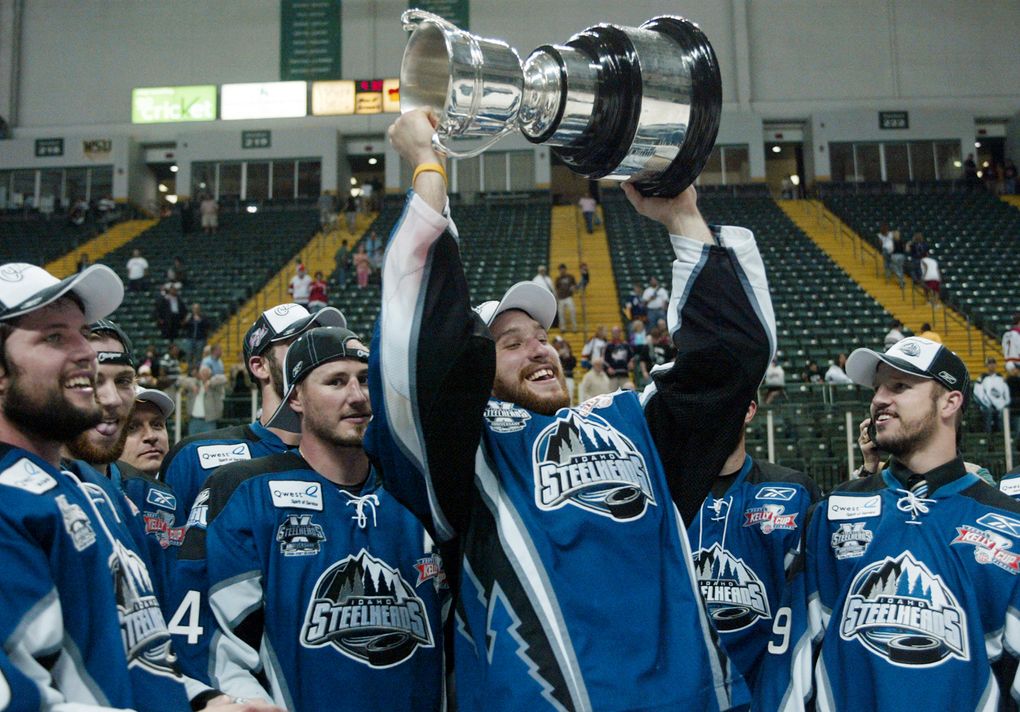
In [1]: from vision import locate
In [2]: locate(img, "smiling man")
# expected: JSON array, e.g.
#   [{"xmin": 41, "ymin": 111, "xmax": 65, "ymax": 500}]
[
  {"xmin": 371, "ymin": 109, "xmax": 776, "ymax": 710},
  {"xmin": 172, "ymin": 327, "xmax": 448, "ymax": 710},
  {"xmin": 760, "ymin": 337, "xmax": 1020, "ymax": 710}
]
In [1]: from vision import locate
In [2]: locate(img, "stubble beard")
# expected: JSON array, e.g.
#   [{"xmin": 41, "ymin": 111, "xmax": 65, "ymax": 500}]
[{"xmin": 875, "ymin": 399, "xmax": 939, "ymax": 459}]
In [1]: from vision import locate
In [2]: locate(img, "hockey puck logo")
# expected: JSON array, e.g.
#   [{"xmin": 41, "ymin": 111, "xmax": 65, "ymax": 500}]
[
  {"xmin": 839, "ymin": 552, "xmax": 968, "ymax": 666},
  {"xmin": 532, "ymin": 411, "xmax": 655, "ymax": 521},
  {"xmin": 301, "ymin": 549, "xmax": 433, "ymax": 668},
  {"xmin": 693, "ymin": 543, "xmax": 770, "ymax": 632}
]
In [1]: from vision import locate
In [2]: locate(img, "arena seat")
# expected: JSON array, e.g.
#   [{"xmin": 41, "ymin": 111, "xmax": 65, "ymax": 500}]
[{"xmin": 0, "ymin": 214, "xmax": 96, "ymax": 265}]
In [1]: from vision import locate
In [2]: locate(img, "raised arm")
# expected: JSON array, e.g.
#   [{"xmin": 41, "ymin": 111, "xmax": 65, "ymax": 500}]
[
  {"xmin": 365, "ymin": 109, "xmax": 495, "ymax": 543},
  {"xmin": 633, "ymin": 183, "xmax": 776, "ymax": 525}
]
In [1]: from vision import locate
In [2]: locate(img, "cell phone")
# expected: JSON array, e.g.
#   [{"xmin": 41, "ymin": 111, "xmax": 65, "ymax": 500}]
[{"xmin": 867, "ymin": 420, "xmax": 877, "ymax": 443}]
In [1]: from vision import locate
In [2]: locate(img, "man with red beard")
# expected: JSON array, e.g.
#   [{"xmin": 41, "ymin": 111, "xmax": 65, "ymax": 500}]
[{"xmin": 368, "ymin": 110, "xmax": 776, "ymax": 711}]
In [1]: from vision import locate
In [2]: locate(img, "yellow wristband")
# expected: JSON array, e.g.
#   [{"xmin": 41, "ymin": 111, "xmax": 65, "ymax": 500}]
[{"xmin": 413, "ymin": 162, "xmax": 447, "ymax": 185}]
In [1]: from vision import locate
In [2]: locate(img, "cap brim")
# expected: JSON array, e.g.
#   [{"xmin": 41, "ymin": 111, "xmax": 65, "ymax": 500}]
[
  {"xmin": 846, "ymin": 347, "xmax": 933, "ymax": 388},
  {"xmin": 269, "ymin": 306, "xmax": 347, "ymax": 343},
  {"xmin": 134, "ymin": 387, "xmax": 175, "ymax": 419},
  {"xmin": 2, "ymin": 264, "xmax": 123, "ymax": 323},
  {"xmin": 479, "ymin": 282, "xmax": 557, "ymax": 330},
  {"xmin": 265, "ymin": 391, "xmax": 302, "ymax": 434}
]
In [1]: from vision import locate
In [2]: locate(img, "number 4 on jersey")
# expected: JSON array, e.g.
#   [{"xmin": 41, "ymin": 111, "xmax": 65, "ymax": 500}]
[{"xmin": 168, "ymin": 590, "xmax": 204, "ymax": 644}]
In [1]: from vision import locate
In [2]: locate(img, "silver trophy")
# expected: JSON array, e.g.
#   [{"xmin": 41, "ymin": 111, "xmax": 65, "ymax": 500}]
[{"xmin": 400, "ymin": 10, "xmax": 721, "ymax": 197}]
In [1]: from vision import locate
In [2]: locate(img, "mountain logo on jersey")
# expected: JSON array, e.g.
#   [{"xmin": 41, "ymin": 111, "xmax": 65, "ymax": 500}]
[
  {"xmin": 743, "ymin": 504, "xmax": 797, "ymax": 534},
  {"xmin": 831, "ymin": 522, "xmax": 873, "ymax": 560},
  {"xmin": 109, "ymin": 540, "xmax": 178, "ymax": 678},
  {"xmin": 276, "ymin": 514, "xmax": 326, "ymax": 556},
  {"xmin": 532, "ymin": 411, "xmax": 654, "ymax": 521},
  {"xmin": 301, "ymin": 548, "xmax": 433, "ymax": 668},
  {"xmin": 952, "ymin": 526, "xmax": 1020, "ymax": 574},
  {"xmin": 840, "ymin": 552, "xmax": 968, "ymax": 666},
  {"xmin": 484, "ymin": 401, "xmax": 531, "ymax": 433},
  {"xmin": 693, "ymin": 542, "xmax": 770, "ymax": 631}
]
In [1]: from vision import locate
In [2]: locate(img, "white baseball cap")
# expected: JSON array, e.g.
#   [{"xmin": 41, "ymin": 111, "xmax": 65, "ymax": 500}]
[
  {"xmin": 846, "ymin": 336, "xmax": 970, "ymax": 399},
  {"xmin": 0, "ymin": 263, "xmax": 123, "ymax": 323},
  {"xmin": 473, "ymin": 282, "xmax": 556, "ymax": 330},
  {"xmin": 134, "ymin": 386, "xmax": 175, "ymax": 419}
]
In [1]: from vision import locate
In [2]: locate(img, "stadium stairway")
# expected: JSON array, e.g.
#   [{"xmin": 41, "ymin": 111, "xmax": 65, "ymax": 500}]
[
  {"xmin": 46, "ymin": 219, "xmax": 157, "ymax": 278},
  {"xmin": 549, "ymin": 203, "xmax": 621, "ymax": 357},
  {"xmin": 778, "ymin": 199, "xmax": 996, "ymax": 374},
  {"xmin": 209, "ymin": 212, "xmax": 376, "ymax": 368},
  {"xmin": 1002, "ymin": 194, "xmax": 1020, "ymax": 211}
]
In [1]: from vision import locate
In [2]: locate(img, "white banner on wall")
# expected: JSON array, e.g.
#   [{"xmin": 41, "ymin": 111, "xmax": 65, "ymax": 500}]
[{"xmin": 221, "ymin": 81, "xmax": 308, "ymax": 120}]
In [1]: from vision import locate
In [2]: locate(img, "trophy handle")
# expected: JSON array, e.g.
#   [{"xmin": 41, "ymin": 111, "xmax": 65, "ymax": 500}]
[
  {"xmin": 402, "ymin": 8, "xmax": 456, "ymax": 33},
  {"xmin": 432, "ymin": 126, "xmax": 515, "ymax": 159}
]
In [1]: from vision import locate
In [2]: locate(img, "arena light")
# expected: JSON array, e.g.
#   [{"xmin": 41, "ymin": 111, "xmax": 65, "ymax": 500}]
[
  {"xmin": 977, "ymin": 171, "xmax": 983, "ymax": 178},
  {"xmin": 368, "ymin": 157, "xmax": 378, "ymax": 165},
  {"xmin": 953, "ymin": 160, "xmax": 962, "ymax": 168},
  {"xmin": 350, "ymin": 177, "xmax": 358, "ymax": 185},
  {"xmin": 165, "ymin": 195, "xmax": 179, "ymax": 204},
  {"xmin": 975, "ymin": 141, "xmax": 982, "ymax": 148},
  {"xmin": 170, "ymin": 165, "xmax": 179, "ymax": 173},
  {"xmin": 246, "ymin": 205, "xmax": 258, "ymax": 213},
  {"xmin": 789, "ymin": 174, "xmax": 801, "ymax": 186},
  {"xmin": 771, "ymin": 145, "xmax": 781, "ymax": 154},
  {"xmin": 158, "ymin": 184, "xmax": 168, "ymax": 193}
]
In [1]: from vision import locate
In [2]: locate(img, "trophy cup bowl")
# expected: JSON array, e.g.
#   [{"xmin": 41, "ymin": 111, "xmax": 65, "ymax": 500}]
[{"xmin": 400, "ymin": 11, "xmax": 721, "ymax": 197}]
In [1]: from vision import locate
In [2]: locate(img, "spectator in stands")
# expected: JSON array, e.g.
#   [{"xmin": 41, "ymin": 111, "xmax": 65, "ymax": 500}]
[
  {"xmin": 604, "ymin": 325, "xmax": 634, "ymax": 390},
  {"xmin": 155, "ymin": 284, "xmax": 184, "ymax": 341},
  {"xmin": 877, "ymin": 222, "xmax": 895, "ymax": 280},
  {"xmin": 920, "ymin": 250, "xmax": 941, "ymax": 304},
  {"xmin": 120, "ymin": 387, "xmax": 173, "ymax": 477},
  {"xmin": 1003, "ymin": 312, "xmax": 1020, "ymax": 374},
  {"xmin": 354, "ymin": 245, "xmax": 372, "ymax": 288},
  {"xmin": 907, "ymin": 231, "xmax": 929, "ymax": 282},
  {"xmin": 825, "ymin": 353, "xmax": 853, "ymax": 384},
  {"xmin": 579, "ymin": 194, "xmax": 598, "ymax": 234},
  {"xmin": 764, "ymin": 356, "xmax": 786, "ymax": 404},
  {"xmin": 553, "ymin": 336, "xmax": 577, "ymax": 405},
  {"xmin": 624, "ymin": 283, "xmax": 647, "ymax": 323},
  {"xmin": 578, "ymin": 262, "xmax": 590, "ymax": 294},
  {"xmin": 308, "ymin": 270, "xmax": 329, "ymax": 312},
  {"xmin": 288, "ymin": 263, "xmax": 313, "ymax": 307},
  {"xmin": 579, "ymin": 357, "xmax": 614, "ymax": 401},
  {"xmin": 344, "ymin": 193, "xmax": 358, "ymax": 233},
  {"xmin": 125, "ymin": 248, "xmax": 148, "ymax": 292},
  {"xmin": 647, "ymin": 325, "xmax": 677, "ymax": 367},
  {"xmin": 200, "ymin": 193, "xmax": 219, "ymax": 235},
  {"xmin": 159, "ymin": 342, "xmax": 185, "ymax": 392},
  {"xmin": 974, "ymin": 357, "xmax": 1010, "ymax": 433},
  {"xmin": 555, "ymin": 263, "xmax": 579, "ymax": 332},
  {"xmin": 581, "ymin": 325, "xmax": 608, "ymax": 368},
  {"xmin": 96, "ymin": 194, "xmax": 117, "ymax": 232},
  {"xmin": 201, "ymin": 343, "xmax": 225, "ymax": 376},
  {"xmin": 179, "ymin": 197, "xmax": 194, "ymax": 234},
  {"xmin": 136, "ymin": 344, "xmax": 162, "ymax": 388},
  {"xmin": 918, "ymin": 322, "xmax": 941, "ymax": 343},
  {"xmin": 365, "ymin": 230, "xmax": 383, "ymax": 269},
  {"xmin": 179, "ymin": 365, "xmax": 228, "ymax": 435},
  {"xmin": 889, "ymin": 231, "xmax": 907, "ymax": 288},
  {"xmin": 642, "ymin": 276, "xmax": 669, "ymax": 326},
  {"xmin": 69, "ymin": 197, "xmax": 88, "ymax": 228},
  {"xmin": 964, "ymin": 153, "xmax": 980, "ymax": 188},
  {"xmin": 318, "ymin": 192, "xmax": 335, "ymax": 229},
  {"xmin": 986, "ymin": 160, "xmax": 1004, "ymax": 194},
  {"xmin": 884, "ymin": 319, "xmax": 905, "ymax": 349},
  {"xmin": 1006, "ymin": 368, "xmax": 1020, "ymax": 449},
  {"xmin": 532, "ymin": 264, "xmax": 554, "ymax": 295},
  {"xmin": 182, "ymin": 302, "xmax": 211, "ymax": 372},
  {"xmin": 166, "ymin": 256, "xmax": 187, "ymax": 288},
  {"xmin": 334, "ymin": 239, "xmax": 352, "ymax": 288},
  {"xmin": 629, "ymin": 319, "xmax": 647, "ymax": 347},
  {"xmin": 1004, "ymin": 158, "xmax": 1018, "ymax": 195},
  {"xmin": 76, "ymin": 252, "xmax": 91, "ymax": 272},
  {"xmin": 801, "ymin": 360, "xmax": 823, "ymax": 384}
]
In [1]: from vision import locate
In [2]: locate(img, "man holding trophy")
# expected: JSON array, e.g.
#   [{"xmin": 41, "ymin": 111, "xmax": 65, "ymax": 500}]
[{"xmin": 364, "ymin": 13, "xmax": 776, "ymax": 710}]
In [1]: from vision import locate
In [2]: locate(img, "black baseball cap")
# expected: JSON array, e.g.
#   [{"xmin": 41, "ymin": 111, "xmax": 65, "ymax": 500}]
[
  {"xmin": 89, "ymin": 318, "xmax": 134, "ymax": 358},
  {"xmin": 0, "ymin": 263, "xmax": 122, "ymax": 323},
  {"xmin": 266, "ymin": 326, "xmax": 369, "ymax": 433},
  {"xmin": 242, "ymin": 303, "xmax": 346, "ymax": 372},
  {"xmin": 846, "ymin": 336, "xmax": 970, "ymax": 406}
]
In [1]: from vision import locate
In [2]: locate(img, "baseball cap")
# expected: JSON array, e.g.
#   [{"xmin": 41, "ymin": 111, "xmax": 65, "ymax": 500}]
[
  {"xmin": 89, "ymin": 318, "xmax": 134, "ymax": 358},
  {"xmin": 0, "ymin": 262, "xmax": 123, "ymax": 323},
  {"xmin": 134, "ymin": 386, "xmax": 175, "ymax": 419},
  {"xmin": 242, "ymin": 303, "xmax": 347, "ymax": 369},
  {"xmin": 846, "ymin": 337, "xmax": 970, "ymax": 402},
  {"xmin": 472, "ymin": 282, "xmax": 556, "ymax": 330},
  {"xmin": 266, "ymin": 326, "xmax": 369, "ymax": 433}
]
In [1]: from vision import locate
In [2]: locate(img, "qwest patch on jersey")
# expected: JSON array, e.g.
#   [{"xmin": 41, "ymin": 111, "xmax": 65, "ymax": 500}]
[
  {"xmin": 828, "ymin": 494, "xmax": 882, "ymax": 521},
  {"xmin": 301, "ymin": 549, "xmax": 433, "ymax": 668},
  {"xmin": 839, "ymin": 551, "xmax": 968, "ymax": 666},
  {"xmin": 831, "ymin": 522, "xmax": 873, "ymax": 560},
  {"xmin": 277, "ymin": 514, "xmax": 326, "ymax": 556},
  {"xmin": 109, "ymin": 540, "xmax": 177, "ymax": 678},
  {"xmin": 196, "ymin": 443, "xmax": 252, "ymax": 470},
  {"xmin": 952, "ymin": 526, "xmax": 1020, "ymax": 574},
  {"xmin": 483, "ymin": 401, "xmax": 531, "ymax": 434},
  {"xmin": 269, "ymin": 480, "xmax": 323, "ymax": 511},
  {"xmin": 693, "ymin": 542, "xmax": 770, "ymax": 631},
  {"xmin": 0, "ymin": 458, "xmax": 57, "ymax": 494},
  {"xmin": 531, "ymin": 410, "xmax": 654, "ymax": 521},
  {"xmin": 999, "ymin": 477, "xmax": 1020, "ymax": 499},
  {"xmin": 743, "ymin": 504, "xmax": 797, "ymax": 534}
]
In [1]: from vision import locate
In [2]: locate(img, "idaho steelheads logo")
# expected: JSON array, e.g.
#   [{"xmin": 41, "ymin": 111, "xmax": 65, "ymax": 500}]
[
  {"xmin": 301, "ymin": 549, "xmax": 433, "ymax": 668},
  {"xmin": 840, "ymin": 552, "xmax": 968, "ymax": 666},
  {"xmin": 109, "ymin": 540, "xmax": 178, "ymax": 678},
  {"xmin": 693, "ymin": 543, "xmax": 770, "ymax": 631},
  {"xmin": 532, "ymin": 410, "xmax": 654, "ymax": 521}
]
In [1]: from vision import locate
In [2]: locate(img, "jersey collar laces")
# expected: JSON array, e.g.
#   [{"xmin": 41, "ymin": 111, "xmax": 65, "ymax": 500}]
[
  {"xmin": 895, "ymin": 487, "xmax": 935, "ymax": 525},
  {"xmin": 342, "ymin": 491, "xmax": 380, "ymax": 529}
]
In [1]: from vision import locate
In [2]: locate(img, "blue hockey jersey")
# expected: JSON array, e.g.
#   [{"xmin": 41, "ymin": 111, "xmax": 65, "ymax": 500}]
[
  {"xmin": 0, "ymin": 444, "xmax": 189, "ymax": 710},
  {"xmin": 159, "ymin": 420, "xmax": 291, "ymax": 518},
  {"xmin": 367, "ymin": 192, "xmax": 777, "ymax": 710},
  {"xmin": 172, "ymin": 452, "xmax": 448, "ymax": 711},
  {"xmin": 759, "ymin": 459, "xmax": 1020, "ymax": 710},
  {"xmin": 687, "ymin": 456, "xmax": 820, "ymax": 691}
]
